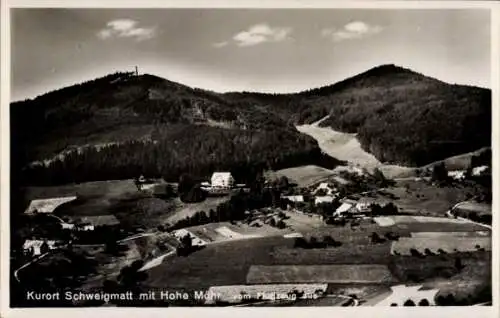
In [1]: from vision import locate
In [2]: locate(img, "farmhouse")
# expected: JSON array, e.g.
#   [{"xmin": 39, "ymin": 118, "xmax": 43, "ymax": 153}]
[
  {"xmin": 282, "ymin": 195, "xmax": 304, "ymax": 203},
  {"xmin": 211, "ymin": 172, "xmax": 235, "ymax": 189},
  {"xmin": 472, "ymin": 165, "xmax": 490, "ymax": 176},
  {"xmin": 172, "ymin": 229, "xmax": 208, "ymax": 246},
  {"xmin": 448, "ymin": 170, "xmax": 466, "ymax": 181},
  {"xmin": 355, "ymin": 202, "xmax": 372, "ymax": 213},
  {"xmin": 333, "ymin": 198, "xmax": 374, "ymax": 217},
  {"xmin": 24, "ymin": 196, "xmax": 77, "ymax": 215},
  {"xmin": 333, "ymin": 202, "xmax": 354, "ymax": 217},
  {"xmin": 314, "ymin": 183, "xmax": 336, "ymax": 195},
  {"xmin": 23, "ymin": 239, "xmax": 61, "ymax": 256},
  {"xmin": 314, "ymin": 196, "xmax": 335, "ymax": 205},
  {"xmin": 74, "ymin": 215, "xmax": 120, "ymax": 231}
]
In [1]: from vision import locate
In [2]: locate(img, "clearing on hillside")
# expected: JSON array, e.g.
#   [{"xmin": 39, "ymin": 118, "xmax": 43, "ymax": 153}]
[
  {"xmin": 246, "ymin": 264, "xmax": 395, "ymax": 284},
  {"xmin": 273, "ymin": 165, "xmax": 336, "ymax": 187},
  {"xmin": 24, "ymin": 179, "xmax": 139, "ymax": 201},
  {"xmin": 166, "ymin": 196, "xmax": 231, "ymax": 224},
  {"xmin": 296, "ymin": 124, "xmax": 414, "ymax": 178}
]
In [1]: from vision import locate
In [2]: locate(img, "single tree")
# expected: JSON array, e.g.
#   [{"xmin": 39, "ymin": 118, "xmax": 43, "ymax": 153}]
[
  {"xmin": 455, "ymin": 257, "xmax": 464, "ymax": 271},
  {"xmin": 431, "ymin": 163, "xmax": 448, "ymax": 184},
  {"xmin": 418, "ymin": 299, "xmax": 430, "ymax": 306},
  {"xmin": 276, "ymin": 220, "xmax": 287, "ymax": 229}
]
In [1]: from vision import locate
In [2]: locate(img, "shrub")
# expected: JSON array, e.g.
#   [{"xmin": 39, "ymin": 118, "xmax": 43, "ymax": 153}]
[{"xmin": 403, "ymin": 299, "xmax": 416, "ymax": 306}]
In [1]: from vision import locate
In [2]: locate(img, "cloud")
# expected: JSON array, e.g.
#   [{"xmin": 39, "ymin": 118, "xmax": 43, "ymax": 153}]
[
  {"xmin": 322, "ymin": 21, "xmax": 382, "ymax": 42},
  {"xmin": 212, "ymin": 41, "xmax": 229, "ymax": 48},
  {"xmin": 231, "ymin": 23, "xmax": 292, "ymax": 47},
  {"xmin": 97, "ymin": 19, "xmax": 157, "ymax": 41}
]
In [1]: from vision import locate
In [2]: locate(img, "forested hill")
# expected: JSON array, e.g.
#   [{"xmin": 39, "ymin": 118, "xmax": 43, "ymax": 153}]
[
  {"xmin": 225, "ymin": 64, "xmax": 492, "ymax": 166},
  {"xmin": 11, "ymin": 72, "xmax": 342, "ymax": 186},
  {"xmin": 12, "ymin": 64, "xmax": 491, "ymax": 185}
]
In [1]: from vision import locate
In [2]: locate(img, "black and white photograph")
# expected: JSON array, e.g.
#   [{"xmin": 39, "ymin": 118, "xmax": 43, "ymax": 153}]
[{"xmin": 1, "ymin": 0, "xmax": 497, "ymax": 313}]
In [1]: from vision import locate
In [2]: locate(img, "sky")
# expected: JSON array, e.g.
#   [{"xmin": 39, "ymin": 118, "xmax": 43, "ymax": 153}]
[{"xmin": 10, "ymin": 8, "xmax": 491, "ymax": 101}]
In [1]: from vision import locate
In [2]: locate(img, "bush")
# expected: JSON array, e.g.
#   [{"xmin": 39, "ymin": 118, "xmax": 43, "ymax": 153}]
[{"xmin": 403, "ymin": 299, "xmax": 416, "ymax": 306}]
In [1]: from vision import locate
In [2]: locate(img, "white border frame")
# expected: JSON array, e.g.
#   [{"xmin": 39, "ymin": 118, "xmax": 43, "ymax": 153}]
[{"xmin": 1, "ymin": 1, "xmax": 499, "ymax": 318}]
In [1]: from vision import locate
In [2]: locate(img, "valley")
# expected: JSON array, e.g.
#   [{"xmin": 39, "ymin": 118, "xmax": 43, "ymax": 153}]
[{"xmin": 9, "ymin": 64, "xmax": 492, "ymax": 308}]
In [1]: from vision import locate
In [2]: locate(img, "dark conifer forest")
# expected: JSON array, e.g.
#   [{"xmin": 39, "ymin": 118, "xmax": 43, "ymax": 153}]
[{"xmin": 11, "ymin": 64, "xmax": 491, "ymax": 187}]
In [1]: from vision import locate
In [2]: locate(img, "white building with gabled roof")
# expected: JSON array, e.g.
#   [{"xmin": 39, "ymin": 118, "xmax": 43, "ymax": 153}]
[
  {"xmin": 314, "ymin": 196, "xmax": 335, "ymax": 205},
  {"xmin": 211, "ymin": 172, "xmax": 235, "ymax": 189},
  {"xmin": 282, "ymin": 195, "xmax": 304, "ymax": 203}
]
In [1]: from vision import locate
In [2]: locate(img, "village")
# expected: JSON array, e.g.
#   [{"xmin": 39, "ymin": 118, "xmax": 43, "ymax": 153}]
[{"xmin": 11, "ymin": 157, "xmax": 492, "ymax": 307}]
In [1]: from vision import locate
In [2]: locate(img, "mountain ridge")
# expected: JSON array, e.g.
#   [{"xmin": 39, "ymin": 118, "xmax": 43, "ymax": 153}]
[{"xmin": 11, "ymin": 64, "xmax": 491, "ymax": 185}]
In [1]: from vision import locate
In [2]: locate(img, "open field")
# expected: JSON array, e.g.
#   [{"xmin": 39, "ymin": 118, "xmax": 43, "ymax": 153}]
[
  {"xmin": 24, "ymin": 179, "xmax": 139, "ymax": 201},
  {"xmin": 166, "ymin": 196, "xmax": 231, "ymax": 224},
  {"xmin": 410, "ymin": 231, "xmax": 490, "ymax": 238},
  {"xmin": 389, "ymin": 251, "xmax": 491, "ymax": 303},
  {"xmin": 273, "ymin": 165, "xmax": 336, "ymax": 187},
  {"xmin": 420, "ymin": 147, "xmax": 491, "ymax": 171},
  {"xmin": 370, "ymin": 180, "xmax": 480, "ymax": 217},
  {"xmin": 246, "ymin": 265, "xmax": 395, "ymax": 284},
  {"xmin": 182, "ymin": 222, "xmax": 283, "ymax": 243},
  {"xmin": 391, "ymin": 220, "xmax": 488, "ymax": 233},
  {"xmin": 374, "ymin": 215, "xmax": 470, "ymax": 227},
  {"xmin": 391, "ymin": 237, "xmax": 491, "ymax": 255},
  {"xmin": 23, "ymin": 196, "xmax": 78, "ymax": 214},
  {"xmin": 144, "ymin": 237, "xmax": 296, "ymax": 289},
  {"xmin": 282, "ymin": 210, "xmax": 325, "ymax": 232},
  {"xmin": 270, "ymin": 243, "xmax": 393, "ymax": 265},
  {"xmin": 54, "ymin": 193, "xmax": 177, "ymax": 230},
  {"xmin": 452, "ymin": 201, "xmax": 492, "ymax": 216},
  {"xmin": 423, "ymin": 252, "xmax": 491, "ymax": 303}
]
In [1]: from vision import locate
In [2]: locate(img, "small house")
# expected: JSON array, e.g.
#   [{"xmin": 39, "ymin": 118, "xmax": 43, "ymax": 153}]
[
  {"xmin": 75, "ymin": 215, "xmax": 120, "ymax": 231},
  {"xmin": 448, "ymin": 170, "xmax": 466, "ymax": 180},
  {"xmin": 314, "ymin": 196, "xmax": 335, "ymax": 205},
  {"xmin": 314, "ymin": 183, "xmax": 336, "ymax": 196},
  {"xmin": 211, "ymin": 172, "xmax": 235, "ymax": 189},
  {"xmin": 282, "ymin": 195, "xmax": 304, "ymax": 203},
  {"xmin": 333, "ymin": 202, "xmax": 354, "ymax": 217},
  {"xmin": 23, "ymin": 239, "xmax": 60, "ymax": 256},
  {"xmin": 472, "ymin": 165, "xmax": 490, "ymax": 177}
]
